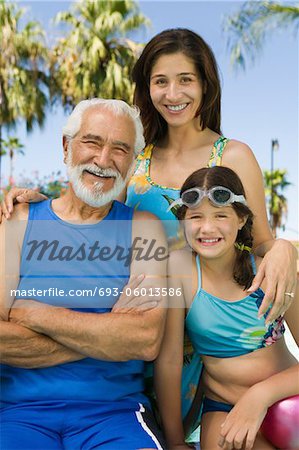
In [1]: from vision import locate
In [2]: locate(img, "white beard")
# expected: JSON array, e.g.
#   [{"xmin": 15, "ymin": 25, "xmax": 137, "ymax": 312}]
[{"xmin": 66, "ymin": 144, "xmax": 131, "ymax": 208}]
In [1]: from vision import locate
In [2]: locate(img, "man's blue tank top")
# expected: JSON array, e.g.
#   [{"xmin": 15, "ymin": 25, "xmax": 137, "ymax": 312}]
[{"xmin": 1, "ymin": 200, "xmax": 149, "ymax": 406}]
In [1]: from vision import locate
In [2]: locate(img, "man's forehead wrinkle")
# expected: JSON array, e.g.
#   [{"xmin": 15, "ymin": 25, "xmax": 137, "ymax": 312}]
[
  {"xmin": 77, "ymin": 109, "xmax": 136, "ymax": 152},
  {"xmin": 81, "ymin": 133, "xmax": 103, "ymax": 141},
  {"xmin": 80, "ymin": 134, "xmax": 131, "ymax": 150}
]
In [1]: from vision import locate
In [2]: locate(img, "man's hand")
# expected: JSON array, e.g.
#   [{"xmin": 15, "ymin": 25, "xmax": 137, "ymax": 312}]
[
  {"xmin": 112, "ymin": 274, "xmax": 162, "ymax": 314},
  {"xmin": 248, "ymin": 240, "xmax": 297, "ymax": 323},
  {"xmin": 218, "ymin": 388, "xmax": 268, "ymax": 450},
  {"xmin": 0, "ymin": 188, "xmax": 47, "ymax": 222}
]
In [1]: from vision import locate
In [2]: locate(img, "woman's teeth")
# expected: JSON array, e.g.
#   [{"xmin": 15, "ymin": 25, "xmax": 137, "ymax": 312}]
[{"xmin": 166, "ymin": 103, "xmax": 188, "ymax": 111}]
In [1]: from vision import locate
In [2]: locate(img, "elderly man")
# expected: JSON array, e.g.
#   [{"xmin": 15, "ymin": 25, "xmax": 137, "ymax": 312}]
[{"xmin": 0, "ymin": 99, "xmax": 167, "ymax": 449}]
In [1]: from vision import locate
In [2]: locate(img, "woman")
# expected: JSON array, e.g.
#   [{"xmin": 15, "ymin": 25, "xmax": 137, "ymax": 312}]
[
  {"xmin": 126, "ymin": 28, "xmax": 296, "ymax": 321},
  {"xmin": 155, "ymin": 166, "xmax": 298, "ymax": 450}
]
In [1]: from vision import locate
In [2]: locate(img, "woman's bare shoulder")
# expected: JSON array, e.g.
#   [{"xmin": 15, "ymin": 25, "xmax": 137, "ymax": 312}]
[
  {"xmin": 222, "ymin": 139, "xmax": 262, "ymax": 178},
  {"xmin": 224, "ymin": 139, "xmax": 255, "ymax": 159}
]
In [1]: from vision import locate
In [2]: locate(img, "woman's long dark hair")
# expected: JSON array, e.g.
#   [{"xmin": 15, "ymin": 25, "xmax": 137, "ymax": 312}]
[
  {"xmin": 132, "ymin": 28, "xmax": 222, "ymax": 145},
  {"xmin": 178, "ymin": 166, "xmax": 254, "ymax": 290}
]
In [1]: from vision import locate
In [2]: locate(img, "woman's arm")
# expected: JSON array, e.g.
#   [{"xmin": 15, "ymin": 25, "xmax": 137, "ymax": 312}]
[
  {"xmin": 283, "ymin": 277, "xmax": 299, "ymax": 345},
  {"xmin": 223, "ymin": 140, "xmax": 297, "ymax": 322},
  {"xmin": 250, "ymin": 239, "xmax": 297, "ymax": 324},
  {"xmin": 0, "ymin": 187, "xmax": 47, "ymax": 221},
  {"xmin": 154, "ymin": 252, "xmax": 189, "ymax": 449}
]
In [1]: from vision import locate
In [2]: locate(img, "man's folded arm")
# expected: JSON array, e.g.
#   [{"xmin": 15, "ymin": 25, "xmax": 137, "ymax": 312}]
[
  {"xmin": 11, "ymin": 305, "xmax": 165, "ymax": 362},
  {"xmin": 0, "ymin": 320, "xmax": 85, "ymax": 368},
  {"xmin": 0, "ymin": 205, "xmax": 85, "ymax": 369},
  {"xmin": 9, "ymin": 212, "xmax": 168, "ymax": 362}
]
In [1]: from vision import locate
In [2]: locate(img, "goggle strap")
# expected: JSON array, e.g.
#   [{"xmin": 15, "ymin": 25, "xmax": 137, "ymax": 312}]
[
  {"xmin": 167, "ymin": 198, "xmax": 183, "ymax": 212},
  {"xmin": 233, "ymin": 194, "xmax": 247, "ymax": 205}
]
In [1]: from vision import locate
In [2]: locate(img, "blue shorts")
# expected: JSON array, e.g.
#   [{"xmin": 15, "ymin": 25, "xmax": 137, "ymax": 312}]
[
  {"xmin": 202, "ymin": 397, "xmax": 233, "ymax": 415},
  {"xmin": 0, "ymin": 400, "xmax": 165, "ymax": 449}
]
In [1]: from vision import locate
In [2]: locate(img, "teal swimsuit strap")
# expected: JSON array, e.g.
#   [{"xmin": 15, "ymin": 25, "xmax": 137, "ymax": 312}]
[
  {"xmin": 250, "ymin": 253, "xmax": 257, "ymax": 275},
  {"xmin": 195, "ymin": 255, "xmax": 202, "ymax": 293}
]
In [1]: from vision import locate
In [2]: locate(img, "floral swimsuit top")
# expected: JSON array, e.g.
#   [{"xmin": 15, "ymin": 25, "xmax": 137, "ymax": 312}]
[{"xmin": 126, "ymin": 136, "xmax": 229, "ymax": 249}]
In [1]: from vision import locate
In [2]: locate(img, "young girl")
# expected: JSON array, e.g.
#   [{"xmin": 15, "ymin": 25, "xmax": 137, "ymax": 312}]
[{"xmin": 155, "ymin": 166, "xmax": 299, "ymax": 450}]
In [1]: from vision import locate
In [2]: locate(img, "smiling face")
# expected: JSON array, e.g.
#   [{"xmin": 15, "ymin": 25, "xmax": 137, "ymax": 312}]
[
  {"xmin": 149, "ymin": 52, "xmax": 204, "ymax": 129},
  {"xmin": 184, "ymin": 198, "xmax": 247, "ymax": 261},
  {"xmin": 64, "ymin": 107, "xmax": 135, "ymax": 207}
]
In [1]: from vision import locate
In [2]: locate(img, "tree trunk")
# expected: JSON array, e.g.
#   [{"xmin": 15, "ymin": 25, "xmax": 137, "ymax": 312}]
[
  {"xmin": 9, "ymin": 149, "xmax": 14, "ymax": 186},
  {"xmin": 272, "ymin": 213, "xmax": 279, "ymax": 238},
  {"xmin": 0, "ymin": 124, "xmax": 2, "ymax": 192}
]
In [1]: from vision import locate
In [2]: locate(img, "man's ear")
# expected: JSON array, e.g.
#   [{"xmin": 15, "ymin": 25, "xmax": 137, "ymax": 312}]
[{"xmin": 63, "ymin": 136, "xmax": 69, "ymax": 164}]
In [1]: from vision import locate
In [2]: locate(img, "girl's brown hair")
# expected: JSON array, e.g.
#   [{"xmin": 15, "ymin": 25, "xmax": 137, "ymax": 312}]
[
  {"xmin": 178, "ymin": 166, "xmax": 254, "ymax": 290},
  {"xmin": 132, "ymin": 28, "xmax": 221, "ymax": 145}
]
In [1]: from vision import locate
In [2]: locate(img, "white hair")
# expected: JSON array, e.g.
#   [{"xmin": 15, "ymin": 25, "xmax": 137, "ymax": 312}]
[{"xmin": 62, "ymin": 98, "xmax": 145, "ymax": 155}]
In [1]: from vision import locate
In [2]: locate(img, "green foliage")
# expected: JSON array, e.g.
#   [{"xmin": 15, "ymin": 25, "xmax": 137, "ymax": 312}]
[
  {"xmin": 1, "ymin": 136, "xmax": 24, "ymax": 155},
  {"xmin": 39, "ymin": 178, "xmax": 68, "ymax": 199},
  {"xmin": 263, "ymin": 168, "xmax": 291, "ymax": 236},
  {"xmin": 1, "ymin": 136, "xmax": 24, "ymax": 185},
  {"xmin": 0, "ymin": 0, "xmax": 49, "ymax": 130},
  {"xmin": 16, "ymin": 171, "xmax": 68, "ymax": 199},
  {"xmin": 224, "ymin": 1, "xmax": 299, "ymax": 69},
  {"xmin": 50, "ymin": 0, "xmax": 150, "ymax": 108},
  {"xmin": 0, "ymin": 0, "xmax": 150, "ymax": 188}
]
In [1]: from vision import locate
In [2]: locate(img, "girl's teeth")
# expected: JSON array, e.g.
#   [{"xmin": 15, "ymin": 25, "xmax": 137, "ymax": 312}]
[
  {"xmin": 201, "ymin": 239, "xmax": 219, "ymax": 243},
  {"xmin": 167, "ymin": 104, "xmax": 187, "ymax": 111}
]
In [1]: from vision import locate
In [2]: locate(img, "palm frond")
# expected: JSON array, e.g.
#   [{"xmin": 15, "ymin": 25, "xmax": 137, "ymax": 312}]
[
  {"xmin": 224, "ymin": 1, "xmax": 299, "ymax": 70},
  {"xmin": 50, "ymin": 0, "xmax": 150, "ymax": 107}
]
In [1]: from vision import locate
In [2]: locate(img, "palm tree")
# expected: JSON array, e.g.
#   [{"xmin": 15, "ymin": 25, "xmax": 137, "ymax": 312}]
[
  {"xmin": 224, "ymin": 1, "xmax": 299, "ymax": 69},
  {"xmin": 263, "ymin": 169, "xmax": 291, "ymax": 237},
  {"xmin": 1, "ymin": 136, "xmax": 24, "ymax": 186},
  {"xmin": 50, "ymin": 0, "xmax": 150, "ymax": 109},
  {"xmin": 0, "ymin": 0, "xmax": 49, "ymax": 187}
]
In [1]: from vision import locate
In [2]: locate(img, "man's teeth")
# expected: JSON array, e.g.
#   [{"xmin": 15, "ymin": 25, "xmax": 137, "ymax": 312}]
[
  {"xmin": 200, "ymin": 238, "xmax": 220, "ymax": 243},
  {"xmin": 167, "ymin": 104, "xmax": 188, "ymax": 111},
  {"xmin": 86, "ymin": 170, "xmax": 114, "ymax": 178}
]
